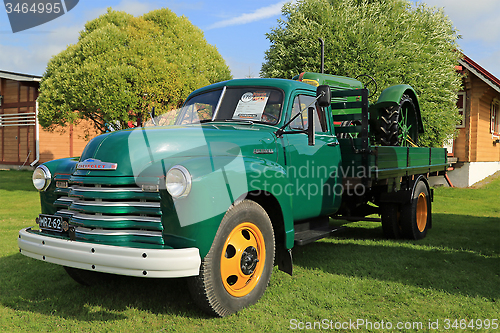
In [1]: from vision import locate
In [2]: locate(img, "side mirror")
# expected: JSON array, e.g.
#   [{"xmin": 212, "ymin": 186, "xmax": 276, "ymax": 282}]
[
  {"xmin": 316, "ymin": 85, "xmax": 331, "ymax": 107},
  {"xmin": 308, "ymin": 107, "xmax": 315, "ymax": 146}
]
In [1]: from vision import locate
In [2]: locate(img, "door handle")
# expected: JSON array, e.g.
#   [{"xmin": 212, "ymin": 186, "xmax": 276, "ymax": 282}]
[{"xmin": 327, "ymin": 141, "xmax": 339, "ymax": 147}]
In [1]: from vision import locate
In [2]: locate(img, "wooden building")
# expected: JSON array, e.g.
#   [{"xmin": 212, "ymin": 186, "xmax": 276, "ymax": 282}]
[
  {"xmin": 0, "ymin": 70, "xmax": 95, "ymax": 168},
  {"xmin": 445, "ymin": 56, "xmax": 500, "ymax": 187}
]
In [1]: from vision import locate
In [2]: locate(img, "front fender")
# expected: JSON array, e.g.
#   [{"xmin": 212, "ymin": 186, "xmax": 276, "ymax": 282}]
[
  {"xmin": 38, "ymin": 157, "xmax": 79, "ymax": 214},
  {"xmin": 166, "ymin": 155, "xmax": 295, "ymax": 256},
  {"xmin": 245, "ymin": 158, "xmax": 295, "ymax": 249},
  {"xmin": 41, "ymin": 156, "xmax": 80, "ymax": 176}
]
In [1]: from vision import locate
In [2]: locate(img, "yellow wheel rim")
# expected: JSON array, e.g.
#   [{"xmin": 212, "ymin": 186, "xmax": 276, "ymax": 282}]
[
  {"xmin": 416, "ymin": 193, "xmax": 428, "ymax": 232},
  {"xmin": 220, "ymin": 222, "xmax": 266, "ymax": 297}
]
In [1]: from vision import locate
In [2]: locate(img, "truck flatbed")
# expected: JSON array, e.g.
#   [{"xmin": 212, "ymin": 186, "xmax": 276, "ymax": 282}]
[{"xmin": 331, "ymin": 88, "xmax": 447, "ymax": 184}]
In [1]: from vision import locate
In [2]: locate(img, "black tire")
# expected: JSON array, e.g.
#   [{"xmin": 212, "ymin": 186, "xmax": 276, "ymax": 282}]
[
  {"xmin": 400, "ymin": 180, "xmax": 431, "ymax": 240},
  {"xmin": 188, "ymin": 200, "xmax": 275, "ymax": 317},
  {"xmin": 337, "ymin": 120, "xmax": 361, "ymax": 139},
  {"xmin": 63, "ymin": 266, "xmax": 114, "ymax": 286},
  {"xmin": 378, "ymin": 106, "xmax": 399, "ymax": 146},
  {"xmin": 378, "ymin": 94, "xmax": 418, "ymax": 146},
  {"xmin": 380, "ymin": 203, "xmax": 402, "ymax": 239}
]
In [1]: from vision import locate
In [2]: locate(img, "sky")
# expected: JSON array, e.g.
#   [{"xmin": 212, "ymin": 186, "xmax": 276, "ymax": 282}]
[{"xmin": 0, "ymin": 0, "xmax": 499, "ymax": 80}]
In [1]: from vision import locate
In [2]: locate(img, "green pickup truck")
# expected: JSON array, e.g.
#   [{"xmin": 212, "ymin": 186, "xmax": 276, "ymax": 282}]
[{"xmin": 19, "ymin": 72, "xmax": 447, "ymax": 316}]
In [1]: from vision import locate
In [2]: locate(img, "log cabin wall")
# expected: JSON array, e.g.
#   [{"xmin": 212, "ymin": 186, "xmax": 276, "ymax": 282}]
[
  {"xmin": 0, "ymin": 76, "xmax": 38, "ymax": 165},
  {"xmin": 455, "ymin": 70, "xmax": 500, "ymax": 163},
  {"xmin": 0, "ymin": 71, "xmax": 98, "ymax": 166}
]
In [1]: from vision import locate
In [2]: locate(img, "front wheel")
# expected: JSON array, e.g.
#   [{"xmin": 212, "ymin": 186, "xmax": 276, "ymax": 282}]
[
  {"xmin": 63, "ymin": 266, "xmax": 114, "ymax": 286},
  {"xmin": 188, "ymin": 200, "xmax": 275, "ymax": 317}
]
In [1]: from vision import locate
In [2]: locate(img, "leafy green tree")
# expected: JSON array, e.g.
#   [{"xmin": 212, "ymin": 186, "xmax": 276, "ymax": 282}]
[
  {"xmin": 39, "ymin": 8, "xmax": 231, "ymax": 132},
  {"xmin": 261, "ymin": 0, "xmax": 462, "ymax": 147}
]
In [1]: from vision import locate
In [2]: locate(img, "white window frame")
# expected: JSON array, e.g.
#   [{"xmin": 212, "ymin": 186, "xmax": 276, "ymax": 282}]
[
  {"xmin": 491, "ymin": 99, "xmax": 500, "ymax": 137},
  {"xmin": 456, "ymin": 92, "xmax": 466, "ymax": 129}
]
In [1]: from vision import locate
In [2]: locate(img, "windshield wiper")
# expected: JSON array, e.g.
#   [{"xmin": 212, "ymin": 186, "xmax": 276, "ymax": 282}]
[
  {"xmin": 192, "ymin": 119, "xmax": 213, "ymax": 124},
  {"xmin": 149, "ymin": 107, "xmax": 157, "ymax": 126},
  {"xmin": 224, "ymin": 119, "xmax": 254, "ymax": 125}
]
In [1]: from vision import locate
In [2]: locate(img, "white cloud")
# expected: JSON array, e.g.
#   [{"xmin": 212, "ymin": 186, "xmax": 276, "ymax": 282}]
[
  {"xmin": 417, "ymin": 0, "xmax": 498, "ymax": 18},
  {"xmin": 413, "ymin": 0, "xmax": 500, "ymax": 77},
  {"xmin": 475, "ymin": 49, "xmax": 500, "ymax": 79},
  {"xmin": 206, "ymin": 1, "xmax": 294, "ymax": 30},
  {"xmin": 0, "ymin": 0, "xmax": 162, "ymax": 76},
  {"xmin": 416, "ymin": 0, "xmax": 500, "ymax": 42},
  {"xmin": 467, "ymin": 15, "xmax": 500, "ymax": 43},
  {"xmin": 0, "ymin": 44, "xmax": 47, "ymax": 75},
  {"xmin": 114, "ymin": 0, "xmax": 159, "ymax": 17}
]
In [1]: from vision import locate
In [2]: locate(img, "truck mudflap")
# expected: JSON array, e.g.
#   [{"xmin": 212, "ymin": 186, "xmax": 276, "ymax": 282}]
[{"xmin": 18, "ymin": 228, "xmax": 201, "ymax": 278}]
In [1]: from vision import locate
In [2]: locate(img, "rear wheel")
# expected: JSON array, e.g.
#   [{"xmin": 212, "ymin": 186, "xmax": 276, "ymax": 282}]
[
  {"xmin": 188, "ymin": 200, "xmax": 275, "ymax": 317},
  {"xmin": 380, "ymin": 203, "xmax": 402, "ymax": 239},
  {"xmin": 401, "ymin": 180, "xmax": 431, "ymax": 240}
]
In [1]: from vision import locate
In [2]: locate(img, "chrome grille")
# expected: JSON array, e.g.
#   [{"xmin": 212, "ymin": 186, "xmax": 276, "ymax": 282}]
[{"xmin": 53, "ymin": 176, "xmax": 163, "ymax": 246}]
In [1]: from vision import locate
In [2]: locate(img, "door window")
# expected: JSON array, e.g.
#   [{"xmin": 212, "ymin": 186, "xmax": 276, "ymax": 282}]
[{"xmin": 290, "ymin": 95, "xmax": 327, "ymax": 133}]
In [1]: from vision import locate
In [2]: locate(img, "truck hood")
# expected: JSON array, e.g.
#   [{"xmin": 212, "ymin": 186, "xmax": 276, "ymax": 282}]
[{"xmin": 75, "ymin": 123, "xmax": 278, "ymax": 177}]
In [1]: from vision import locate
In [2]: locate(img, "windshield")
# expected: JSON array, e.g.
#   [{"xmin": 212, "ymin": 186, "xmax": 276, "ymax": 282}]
[{"xmin": 176, "ymin": 87, "xmax": 283, "ymax": 125}]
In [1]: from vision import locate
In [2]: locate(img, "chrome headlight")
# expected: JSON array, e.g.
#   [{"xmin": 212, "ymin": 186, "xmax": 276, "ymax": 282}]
[
  {"xmin": 32, "ymin": 165, "xmax": 52, "ymax": 191},
  {"xmin": 166, "ymin": 165, "xmax": 192, "ymax": 198}
]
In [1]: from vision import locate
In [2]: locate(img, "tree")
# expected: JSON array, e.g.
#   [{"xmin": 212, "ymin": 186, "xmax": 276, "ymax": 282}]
[
  {"xmin": 38, "ymin": 8, "xmax": 232, "ymax": 133},
  {"xmin": 261, "ymin": 0, "xmax": 462, "ymax": 147}
]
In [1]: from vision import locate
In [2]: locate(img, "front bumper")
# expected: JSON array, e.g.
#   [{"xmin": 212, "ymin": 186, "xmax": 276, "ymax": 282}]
[{"xmin": 18, "ymin": 227, "xmax": 201, "ymax": 278}]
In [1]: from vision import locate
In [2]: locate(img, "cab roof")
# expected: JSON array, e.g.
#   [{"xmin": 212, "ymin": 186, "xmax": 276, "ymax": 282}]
[{"xmin": 187, "ymin": 78, "xmax": 316, "ymax": 99}]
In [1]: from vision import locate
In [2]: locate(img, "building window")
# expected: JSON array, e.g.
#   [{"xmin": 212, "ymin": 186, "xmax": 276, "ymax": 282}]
[
  {"xmin": 491, "ymin": 99, "xmax": 500, "ymax": 136},
  {"xmin": 456, "ymin": 92, "xmax": 465, "ymax": 128}
]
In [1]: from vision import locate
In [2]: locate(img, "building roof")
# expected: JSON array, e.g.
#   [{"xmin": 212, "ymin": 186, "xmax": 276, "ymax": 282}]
[
  {"xmin": 0, "ymin": 70, "xmax": 42, "ymax": 82},
  {"xmin": 459, "ymin": 55, "xmax": 500, "ymax": 94}
]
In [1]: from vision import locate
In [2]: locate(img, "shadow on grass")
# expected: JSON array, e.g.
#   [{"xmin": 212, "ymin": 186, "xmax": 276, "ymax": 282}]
[
  {"xmin": 1, "ymin": 214, "xmax": 498, "ymax": 322},
  {"xmin": 0, "ymin": 252, "xmax": 208, "ymax": 321},
  {"xmin": 294, "ymin": 213, "xmax": 500, "ymax": 301},
  {"xmin": 332, "ymin": 213, "xmax": 499, "ymax": 256}
]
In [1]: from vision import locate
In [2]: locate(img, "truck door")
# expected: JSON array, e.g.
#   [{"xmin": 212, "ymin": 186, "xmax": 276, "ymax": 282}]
[{"xmin": 284, "ymin": 93, "xmax": 342, "ymax": 220}]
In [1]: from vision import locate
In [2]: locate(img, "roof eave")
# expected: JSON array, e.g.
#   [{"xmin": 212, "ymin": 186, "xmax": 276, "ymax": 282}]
[
  {"xmin": 0, "ymin": 70, "xmax": 42, "ymax": 82},
  {"xmin": 459, "ymin": 58, "xmax": 500, "ymax": 94}
]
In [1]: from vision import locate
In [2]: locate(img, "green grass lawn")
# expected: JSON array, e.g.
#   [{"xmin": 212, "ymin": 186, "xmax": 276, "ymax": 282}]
[{"xmin": 0, "ymin": 170, "xmax": 498, "ymax": 332}]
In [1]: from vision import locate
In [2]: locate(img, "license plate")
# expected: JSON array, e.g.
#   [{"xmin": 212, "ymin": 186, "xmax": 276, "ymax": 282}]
[{"xmin": 37, "ymin": 214, "xmax": 63, "ymax": 232}]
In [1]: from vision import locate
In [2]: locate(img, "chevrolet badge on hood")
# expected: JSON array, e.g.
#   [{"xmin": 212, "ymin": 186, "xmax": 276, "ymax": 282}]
[
  {"xmin": 77, "ymin": 158, "xmax": 118, "ymax": 170},
  {"xmin": 253, "ymin": 149, "xmax": 274, "ymax": 154}
]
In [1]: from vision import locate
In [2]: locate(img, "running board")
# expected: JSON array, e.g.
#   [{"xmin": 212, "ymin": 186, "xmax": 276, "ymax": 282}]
[{"xmin": 293, "ymin": 217, "xmax": 345, "ymax": 246}]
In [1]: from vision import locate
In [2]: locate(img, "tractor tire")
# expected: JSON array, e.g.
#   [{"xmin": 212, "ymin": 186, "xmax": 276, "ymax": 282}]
[
  {"xmin": 378, "ymin": 106, "xmax": 399, "ymax": 146},
  {"xmin": 337, "ymin": 120, "xmax": 361, "ymax": 139},
  {"xmin": 188, "ymin": 200, "xmax": 275, "ymax": 317},
  {"xmin": 378, "ymin": 94, "xmax": 417, "ymax": 146}
]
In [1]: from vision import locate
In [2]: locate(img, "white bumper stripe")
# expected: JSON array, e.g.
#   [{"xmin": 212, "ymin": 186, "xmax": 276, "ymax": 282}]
[{"xmin": 18, "ymin": 227, "xmax": 201, "ymax": 278}]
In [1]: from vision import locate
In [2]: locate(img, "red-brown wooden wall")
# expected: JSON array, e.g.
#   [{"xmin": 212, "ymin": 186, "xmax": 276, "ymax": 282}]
[{"xmin": 0, "ymin": 77, "xmax": 97, "ymax": 166}]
